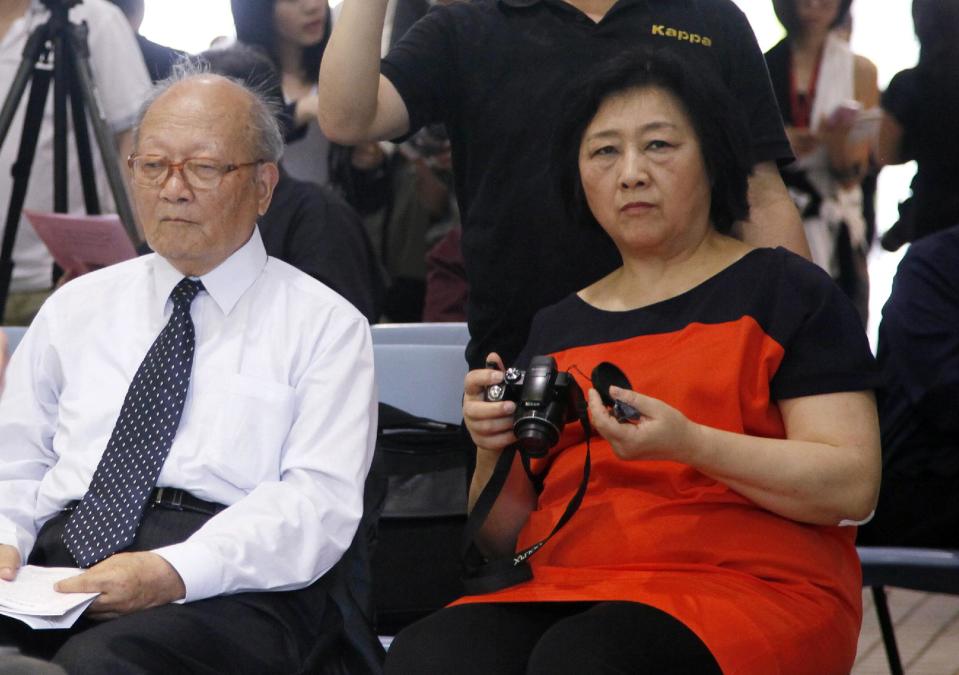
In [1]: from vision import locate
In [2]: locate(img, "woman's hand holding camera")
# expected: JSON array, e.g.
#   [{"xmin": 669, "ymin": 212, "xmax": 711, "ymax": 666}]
[
  {"xmin": 587, "ymin": 386, "xmax": 701, "ymax": 463},
  {"xmin": 463, "ymin": 353, "xmax": 516, "ymax": 453}
]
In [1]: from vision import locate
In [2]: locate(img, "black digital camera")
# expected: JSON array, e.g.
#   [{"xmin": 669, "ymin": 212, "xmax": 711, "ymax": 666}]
[{"xmin": 486, "ymin": 355, "xmax": 586, "ymax": 458}]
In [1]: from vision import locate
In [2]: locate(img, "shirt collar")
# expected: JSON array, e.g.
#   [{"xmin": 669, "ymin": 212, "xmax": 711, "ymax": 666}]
[{"xmin": 150, "ymin": 226, "xmax": 268, "ymax": 318}]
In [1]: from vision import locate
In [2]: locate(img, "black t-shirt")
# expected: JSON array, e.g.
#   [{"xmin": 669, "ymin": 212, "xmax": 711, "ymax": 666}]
[
  {"xmin": 882, "ymin": 67, "xmax": 959, "ymax": 239},
  {"xmin": 260, "ymin": 171, "xmax": 385, "ymax": 322},
  {"xmin": 876, "ymin": 224, "xmax": 959, "ymax": 477},
  {"xmin": 382, "ymin": 0, "xmax": 792, "ymax": 368}
]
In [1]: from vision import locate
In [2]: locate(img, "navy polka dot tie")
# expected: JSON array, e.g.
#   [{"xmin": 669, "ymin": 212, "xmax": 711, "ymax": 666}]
[{"xmin": 63, "ymin": 278, "xmax": 204, "ymax": 568}]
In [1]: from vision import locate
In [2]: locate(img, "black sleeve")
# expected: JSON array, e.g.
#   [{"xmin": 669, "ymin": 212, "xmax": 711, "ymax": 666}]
[
  {"xmin": 714, "ymin": 3, "xmax": 793, "ymax": 166},
  {"xmin": 881, "ymin": 69, "xmax": 920, "ymax": 129},
  {"xmin": 770, "ymin": 252, "xmax": 881, "ymax": 400},
  {"xmin": 877, "ymin": 230, "xmax": 959, "ymax": 433},
  {"xmin": 381, "ymin": 5, "xmax": 456, "ymax": 139}
]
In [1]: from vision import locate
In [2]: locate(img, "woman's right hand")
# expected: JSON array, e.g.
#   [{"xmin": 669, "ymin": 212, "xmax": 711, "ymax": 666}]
[{"xmin": 463, "ymin": 352, "xmax": 517, "ymax": 453}]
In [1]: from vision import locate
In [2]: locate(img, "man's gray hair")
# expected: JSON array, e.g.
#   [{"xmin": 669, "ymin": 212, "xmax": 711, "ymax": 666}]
[{"xmin": 131, "ymin": 58, "xmax": 284, "ymax": 164}]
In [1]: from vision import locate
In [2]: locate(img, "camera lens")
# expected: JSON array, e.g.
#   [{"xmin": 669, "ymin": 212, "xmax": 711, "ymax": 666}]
[{"xmin": 513, "ymin": 417, "xmax": 559, "ymax": 458}]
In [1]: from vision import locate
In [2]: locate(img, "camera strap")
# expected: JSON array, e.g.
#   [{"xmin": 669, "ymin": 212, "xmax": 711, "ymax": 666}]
[{"xmin": 461, "ymin": 414, "xmax": 592, "ymax": 595}]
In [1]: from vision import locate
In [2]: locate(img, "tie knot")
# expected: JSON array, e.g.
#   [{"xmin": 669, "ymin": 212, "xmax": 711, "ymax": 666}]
[{"xmin": 171, "ymin": 278, "xmax": 204, "ymax": 309}]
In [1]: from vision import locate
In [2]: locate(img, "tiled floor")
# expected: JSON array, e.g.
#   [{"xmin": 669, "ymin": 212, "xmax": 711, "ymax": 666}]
[{"xmin": 854, "ymin": 588, "xmax": 959, "ymax": 675}]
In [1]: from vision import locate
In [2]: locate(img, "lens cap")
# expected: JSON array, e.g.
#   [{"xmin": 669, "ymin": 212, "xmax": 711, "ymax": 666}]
[{"xmin": 591, "ymin": 362, "xmax": 641, "ymax": 422}]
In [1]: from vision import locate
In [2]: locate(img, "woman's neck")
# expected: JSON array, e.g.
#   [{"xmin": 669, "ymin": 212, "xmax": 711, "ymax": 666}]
[
  {"xmin": 276, "ymin": 39, "xmax": 305, "ymax": 80},
  {"xmin": 582, "ymin": 231, "xmax": 750, "ymax": 312},
  {"xmin": 791, "ymin": 29, "xmax": 829, "ymax": 61}
]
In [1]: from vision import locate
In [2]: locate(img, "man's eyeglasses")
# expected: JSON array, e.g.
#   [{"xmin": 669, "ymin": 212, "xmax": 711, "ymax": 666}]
[{"xmin": 127, "ymin": 155, "xmax": 264, "ymax": 190}]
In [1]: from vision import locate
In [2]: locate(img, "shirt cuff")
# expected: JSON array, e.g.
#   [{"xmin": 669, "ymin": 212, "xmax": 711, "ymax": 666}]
[
  {"xmin": 152, "ymin": 540, "xmax": 222, "ymax": 603},
  {"xmin": 0, "ymin": 524, "xmax": 34, "ymax": 565}
]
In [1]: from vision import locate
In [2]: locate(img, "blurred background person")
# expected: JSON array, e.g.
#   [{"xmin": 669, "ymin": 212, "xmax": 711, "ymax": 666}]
[
  {"xmin": 876, "ymin": 0, "xmax": 959, "ymax": 250},
  {"xmin": 231, "ymin": 0, "xmax": 333, "ymax": 187},
  {"xmin": 0, "ymin": 0, "xmax": 151, "ymax": 326},
  {"xmin": 107, "ymin": 0, "xmax": 184, "ymax": 82},
  {"xmin": 857, "ymin": 224, "xmax": 959, "ymax": 549},
  {"xmin": 765, "ymin": 0, "xmax": 879, "ymax": 322}
]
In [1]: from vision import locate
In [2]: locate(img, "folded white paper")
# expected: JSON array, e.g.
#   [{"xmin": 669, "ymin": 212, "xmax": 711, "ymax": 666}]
[{"xmin": 0, "ymin": 566, "xmax": 99, "ymax": 629}]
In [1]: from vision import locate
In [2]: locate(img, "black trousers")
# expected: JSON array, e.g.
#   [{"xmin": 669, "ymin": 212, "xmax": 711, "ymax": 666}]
[
  {"xmin": 384, "ymin": 601, "xmax": 722, "ymax": 675},
  {"xmin": 0, "ymin": 506, "xmax": 341, "ymax": 675}
]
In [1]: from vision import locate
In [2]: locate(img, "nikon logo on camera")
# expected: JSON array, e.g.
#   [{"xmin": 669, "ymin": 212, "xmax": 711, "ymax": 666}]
[{"xmin": 651, "ymin": 24, "xmax": 713, "ymax": 47}]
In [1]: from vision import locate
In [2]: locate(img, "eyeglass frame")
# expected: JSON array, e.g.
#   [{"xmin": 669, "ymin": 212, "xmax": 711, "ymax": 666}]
[{"xmin": 126, "ymin": 154, "xmax": 265, "ymax": 191}]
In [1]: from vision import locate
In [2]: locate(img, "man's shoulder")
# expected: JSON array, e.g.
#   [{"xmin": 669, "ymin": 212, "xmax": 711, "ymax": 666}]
[
  {"xmin": 49, "ymin": 255, "xmax": 149, "ymax": 302},
  {"xmin": 262, "ymin": 256, "xmax": 368, "ymax": 323}
]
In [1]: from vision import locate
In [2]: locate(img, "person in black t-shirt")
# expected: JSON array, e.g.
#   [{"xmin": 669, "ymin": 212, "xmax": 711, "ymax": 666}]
[
  {"xmin": 876, "ymin": 0, "xmax": 959, "ymax": 250},
  {"xmin": 857, "ymin": 224, "xmax": 959, "ymax": 549},
  {"xmin": 107, "ymin": 0, "xmax": 184, "ymax": 82},
  {"xmin": 319, "ymin": 0, "xmax": 808, "ymax": 369},
  {"xmin": 198, "ymin": 45, "xmax": 386, "ymax": 322}
]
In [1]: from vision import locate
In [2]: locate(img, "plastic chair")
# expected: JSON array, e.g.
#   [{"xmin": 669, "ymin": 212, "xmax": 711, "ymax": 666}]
[
  {"xmin": 1, "ymin": 326, "xmax": 27, "ymax": 355},
  {"xmin": 857, "ymin": 546, "xmax": 959, "ymax": 675},
  {"xmin": 368, "ymin": 323, "xmax": 472, "ymax": 641}
]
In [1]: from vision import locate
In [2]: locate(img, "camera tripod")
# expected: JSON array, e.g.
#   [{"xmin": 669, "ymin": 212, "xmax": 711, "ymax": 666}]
[{"xmin": 0, "ymin": 0, "xmax": 138, "ymax": 320}]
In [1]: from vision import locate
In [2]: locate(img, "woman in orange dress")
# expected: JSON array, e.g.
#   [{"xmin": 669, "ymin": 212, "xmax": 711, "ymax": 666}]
[{"xmin": 385, "ymin": 49, "xmax": 881, "ymax": 675}]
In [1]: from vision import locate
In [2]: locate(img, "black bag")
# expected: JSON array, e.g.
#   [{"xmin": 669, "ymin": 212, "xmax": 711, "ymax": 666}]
[{"xmin": 371, "ymin": 403, "xmax": 473, "ymax": 635}]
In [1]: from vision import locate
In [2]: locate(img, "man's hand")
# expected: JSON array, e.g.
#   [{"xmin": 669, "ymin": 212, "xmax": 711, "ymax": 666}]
[
  {"xmin": 0, "ymin": 544, "xmax": 21, "ymax": 581},
  {"xmin": 54, "ymin": 552, "xmax": 186, "ymax": 619}
]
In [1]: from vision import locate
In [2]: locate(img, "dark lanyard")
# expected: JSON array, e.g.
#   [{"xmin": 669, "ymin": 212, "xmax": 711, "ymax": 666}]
[
  {"xmin": 789, "ymin": 44, "xmax": 824, "ymax": 129},
  {"xmin": 461, "ymin": 414, "xmax": 592, "ymax": 595}
]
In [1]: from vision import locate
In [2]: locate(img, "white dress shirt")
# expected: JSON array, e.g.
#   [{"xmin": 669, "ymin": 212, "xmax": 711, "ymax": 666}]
[
  {"xmin": 0, "ymin": 229, "xmax": 377, "ymax": 602},
  {"xmin": 0, "ymin": 0, "xmax": 151, "ymax": 292}
]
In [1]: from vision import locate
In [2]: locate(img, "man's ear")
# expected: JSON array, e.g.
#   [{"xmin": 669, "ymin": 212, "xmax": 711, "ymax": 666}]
[{"xmin": 255, "ymin": 162, "xmax": 280, "ymax": 216}]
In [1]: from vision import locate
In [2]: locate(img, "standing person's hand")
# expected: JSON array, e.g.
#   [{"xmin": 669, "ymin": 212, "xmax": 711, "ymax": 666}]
[
  {"xmin": 785, "ymin": 125, "xmax": 820, "ymax": 159},
  {"xmin": 463, "ymin": 353, "xmax": 516, "ymax": 453},
  {"xmin": 0, "ymin": 544, "xmax": 21, "ymax": 581}
]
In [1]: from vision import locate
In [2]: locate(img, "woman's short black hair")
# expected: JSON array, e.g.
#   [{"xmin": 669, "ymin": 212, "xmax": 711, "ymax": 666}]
[
  {"xmin": 230, "ymin": 0, "xmax": 331, "ymax": 82},
  {"xmin": 553, "ymin": 48, "xmax": 753, "ymax": 235},
  {"xmin": 773, "ymin": 0, "xmax": 854, "ymax": 34}
]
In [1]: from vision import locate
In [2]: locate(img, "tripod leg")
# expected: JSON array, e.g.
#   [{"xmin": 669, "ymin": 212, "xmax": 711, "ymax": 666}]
[
  {"xmin": 53, "ymin": 32, "xmax": 69, "ymax": 213},
  {"xmin": 0, "ymin": 27, "xmax": 50, "ymax": 150},
  {"xmin": 66, "ymin": 49, "xmax": 101, "ymax": 215},
  {"xmin": 66, "ymin": 21, "xmax": 139, "ymax": 244},
  {"xmin": 0, "ymin": 69, "xmax": 54, "ymax": 321}
]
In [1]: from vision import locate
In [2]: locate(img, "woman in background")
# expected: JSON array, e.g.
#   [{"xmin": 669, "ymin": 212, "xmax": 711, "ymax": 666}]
[
  {"xmin": 231, "ymin": 0, "xmax": 333, "ymax": 186},
  {"xmin": 765, "ymin": 0, "xmax": 878, "ymax": 322},
  {"xmin": 876, "ymin": 0, "xmax": 959, "ymax": 249}
]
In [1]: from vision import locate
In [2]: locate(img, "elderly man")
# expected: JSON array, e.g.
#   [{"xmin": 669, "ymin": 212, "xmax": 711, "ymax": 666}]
[{"xmin": 0, "ymin": 71, "xmax": 377, "ymax": 673}]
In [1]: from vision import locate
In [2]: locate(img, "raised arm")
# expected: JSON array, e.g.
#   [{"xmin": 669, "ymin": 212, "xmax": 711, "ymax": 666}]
[
  {"xmin": 318, "ymin": 0, "xmax": 411, "ymax": 143},
  {"xmin": 739, "ymin": 161, "xmax": 811, "ymax": 259}
]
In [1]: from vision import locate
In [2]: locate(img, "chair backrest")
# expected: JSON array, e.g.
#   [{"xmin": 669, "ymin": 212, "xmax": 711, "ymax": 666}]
[
  {"xmin": 371, "ymin": 323, "xmax": 470, "ymax": 424},
  {"xmin": 371, "ymin": 322, "xmax": 469, "ymax": 347},
  {"xmin": 2, "ymin": 326, "xmax": 27, "ymax": 356}
]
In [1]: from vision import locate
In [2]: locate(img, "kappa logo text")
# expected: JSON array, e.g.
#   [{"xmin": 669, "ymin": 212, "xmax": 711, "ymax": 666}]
[{"xmin": 651, "ymin": 24, "xmax": 713, "ymax": 47}]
